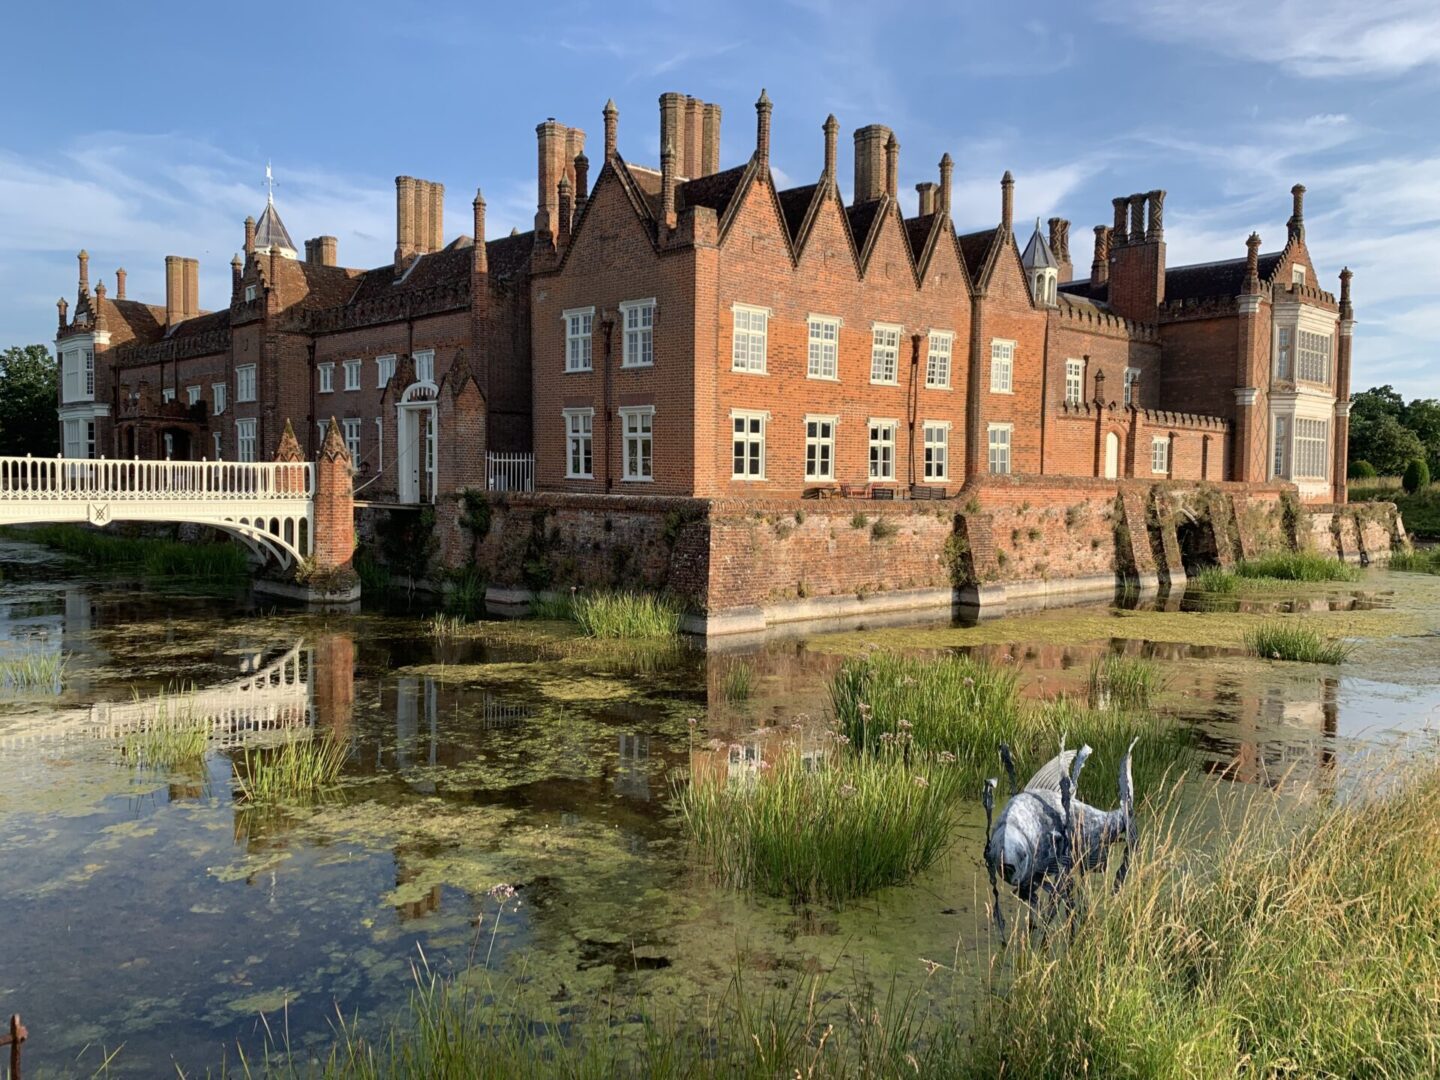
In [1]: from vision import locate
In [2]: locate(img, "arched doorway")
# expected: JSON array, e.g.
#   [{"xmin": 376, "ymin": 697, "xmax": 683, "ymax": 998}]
[
  {"xmin": 396, "ymin": 382, "xmax": 438, "ymax": 504},
  {"xmin": 1103, "ymin": 431, "xmax": 1120, "ymax": 479}
]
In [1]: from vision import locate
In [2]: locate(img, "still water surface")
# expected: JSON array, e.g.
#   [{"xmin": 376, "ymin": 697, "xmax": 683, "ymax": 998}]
[{"xmin": 1, "ymin": 538, "xmax": 1437, "ymax": 1075}]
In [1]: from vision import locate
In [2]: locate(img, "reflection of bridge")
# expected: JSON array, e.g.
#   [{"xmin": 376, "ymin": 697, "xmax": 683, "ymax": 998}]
[
  {"xmin": 0, "ymin": 455, "xmax": 315, "ymax": 567},
  {"xmin": 0, "ymin": 643, "xmax": 314, "ymax": 751},
  {"xmin": 0, "ymin": 420, "xmax": 356, "ymax": 577}
]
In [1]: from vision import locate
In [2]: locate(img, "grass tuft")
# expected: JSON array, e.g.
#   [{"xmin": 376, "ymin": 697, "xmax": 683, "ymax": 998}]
[
  {"xmin": 0, "ymin": 649, "xmax": 68, "ymax": 693},
  {"xmin": 121, "ymin": 689, "xmax": 209, "ymax": 768},
  {"xmin": 528, "ymin": 592, "xmax": 575, "ymax": 621},
  {"xmin": 722, "ymin": 660, "xmax": 754, "ymax": 702},
  {"xmin": 1389, "ymin": 547, "xmax": 1440, "ymax": 574},
  {"xmin": 680, "ymin": 736, "xmax": 966, "ymax": 903},
  {"xmin": 570, "ymin": 590, "xmax": 683, "ymax": 639},
  {"xmin": 1087, "ymin": 654, "xmax": 1164, "ymax": 710},
  {"xmin": 234, "ymin": 736, "xmax": 349, "ymax": 802},
  {"xmin": 1245, "ymin": 620, "xmax": 1353, "ymax": 664},
  {"xmin": 1192, "ymin": 566, "xmax": 1239, "ymax": 593},
  {"xmin": 1235, "ymin": 551, "xmax": 1359, "ymax": 583}
]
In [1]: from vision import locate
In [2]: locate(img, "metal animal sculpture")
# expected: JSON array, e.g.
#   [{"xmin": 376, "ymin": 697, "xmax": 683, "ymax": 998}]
[{"xmin": 982, "ymin": 738, "xmax": 1137, "ymax": 932}]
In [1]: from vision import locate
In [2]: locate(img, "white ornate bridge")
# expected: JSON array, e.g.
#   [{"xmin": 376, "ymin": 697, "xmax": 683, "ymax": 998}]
[
  {"xmin": 0, "ymin": 642, "xmax": 314, "ymax": 752},
  {"xmin": 0, "ymin": 456, "xmax": 315, "ymax": 567}
]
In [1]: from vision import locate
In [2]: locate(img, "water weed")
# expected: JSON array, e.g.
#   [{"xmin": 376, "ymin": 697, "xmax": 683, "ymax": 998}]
[{"xmin": 1245, "ymin": 621, "xmax": 1353, "ymax": 664}]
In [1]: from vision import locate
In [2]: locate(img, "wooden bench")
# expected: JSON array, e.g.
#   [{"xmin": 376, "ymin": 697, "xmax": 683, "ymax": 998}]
[{"xmin": 909, "ymin": 485, "xmax": 947, "ymax": 500}]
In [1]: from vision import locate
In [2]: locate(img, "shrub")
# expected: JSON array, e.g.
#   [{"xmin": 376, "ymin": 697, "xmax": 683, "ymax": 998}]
[
  {"xmin": 679, "ymin": 737, "xmax": 967, "ymax": 903},
  {"xmin": 870, "ymin": 518, "xmax": 898, "ymax": 541},
  {"xmin": 1245, "ymin": 621, "xmax": 1352, "ymax": 664},
  {"xmin": 1348, "ymin": 459, "xmax": 1377, "ymax": 480},
  {"xmin": 850, "ymin": 512, "xmax": 868, "ymax": 529},
  {"xmin": 569, "ymin": 590, "xmax": 682, "ymax": 639},
  {"xmin": 1403, "ymin": 457, "xmax": 1430, "ymax": 495}
]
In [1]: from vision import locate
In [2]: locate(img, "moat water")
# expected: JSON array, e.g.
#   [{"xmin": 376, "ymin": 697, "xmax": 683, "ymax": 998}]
[{"xmin": 1, "ymin": 538, "xmax": 1438, "ymax": 1075}]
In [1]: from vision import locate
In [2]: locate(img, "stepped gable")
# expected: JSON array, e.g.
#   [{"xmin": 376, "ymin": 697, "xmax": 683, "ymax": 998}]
[{"xmin": 1163, "ymin": 252, "xmax": 1284, "ymax": 303}]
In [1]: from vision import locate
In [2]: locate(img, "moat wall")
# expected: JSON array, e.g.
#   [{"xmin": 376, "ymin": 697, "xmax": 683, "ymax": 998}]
[{"xmin": 356, "ymin": 480, "xmax": 1406, "ymax": 635}]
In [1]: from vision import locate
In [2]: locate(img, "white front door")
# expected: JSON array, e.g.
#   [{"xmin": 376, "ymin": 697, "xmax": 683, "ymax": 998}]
[
  {"xmin": 1104, "ymin": 432, "xmax": 1120, "ymax": 479},
  {"xmin": 396, "ymin": 404, "xmax": 436, "ymax": 504}
]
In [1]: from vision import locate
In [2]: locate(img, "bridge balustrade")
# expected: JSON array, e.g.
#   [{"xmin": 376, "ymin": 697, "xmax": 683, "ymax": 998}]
[{"xmin": 0, "ymin": 457, "xmax": 314, "ymax": 501}]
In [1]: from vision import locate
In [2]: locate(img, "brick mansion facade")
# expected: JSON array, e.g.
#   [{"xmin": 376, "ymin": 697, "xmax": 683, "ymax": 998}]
[{"xmin": 54, "ymin": 90, "xmax": 1355, "ymax": 509}]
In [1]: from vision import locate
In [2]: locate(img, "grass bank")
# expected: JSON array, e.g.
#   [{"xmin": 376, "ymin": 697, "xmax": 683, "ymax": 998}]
[
  {"xmin": 1, "ymin": 523, "xmax": 249, "ymax": 584},
  {"xmin": 962, "ymin": 764, "xmax": 1440, "ymax": 1079},
  {"xmin": 1352, "ymin": 476, "xmax": 1440, "ymax": 539},
  {"xmin": 1389, "ymin": 546, "xmax": 1440, "ymax": 574}
]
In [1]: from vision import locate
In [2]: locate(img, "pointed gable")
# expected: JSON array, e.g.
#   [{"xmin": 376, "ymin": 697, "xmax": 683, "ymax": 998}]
[
  {"xmin": 958, "ymin": 228, "xmax": 998, "ymax": 285},
  {"xmin": 777, "ymin": 184, "xmax": 820, "ymax": 245}
]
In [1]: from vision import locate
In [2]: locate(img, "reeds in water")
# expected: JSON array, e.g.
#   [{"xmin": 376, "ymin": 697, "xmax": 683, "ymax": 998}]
[
  {"xmin": 0, "ymin": 649, "xmax": 67, "ymax": 693},
  {"xmin": 1245, "ymin": 620, "xmax": 1353, "ymax": 664},
  {"xmin": 570, "ymin": 590, "xmax": 683, "ymax": 639},
  {"xmin": 234, "ymin": 735, "xmax": 349, "ymax": 801},
  {"xmin": 1235, "ymin": 551, "xmax": 1360, "ymax": 582},
  {"xmin": 722, "ymin": 660, "xmax": 754, "ymax": 702},
  {"xmin": 528, "ymin": 592, "xmax": 575, "ymax": 621},
  {"xmin": 679, "ymin": 735, "xmax": 966, "ymax": 903},
  {"xmin": 1388, "ymin": 547, "xmax": 1440, "ymax": 574},
  {"xmin": 121, "ymin": 689, "xmax": 209, "ymax": 768},
  {"xmin": 1087, "ymin": 654, "xmax": 1164, "ymax": 711}
]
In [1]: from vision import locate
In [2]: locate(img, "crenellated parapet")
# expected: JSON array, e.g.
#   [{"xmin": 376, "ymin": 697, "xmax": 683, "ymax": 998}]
[
  {"xmin": 1140, "ymin": 408, "xmax": 1230, "ymax": 432},
  {"xmin": 115, "ymin": 327, "xmax": 232, "ymax": 367},
  {"xmin": 1054, "ymin": 300, "xmax": 1156, "ymax": 341},
  {"xmin": 1158, "ymin": 294, "xmax": 1240, "ymax": 321}
]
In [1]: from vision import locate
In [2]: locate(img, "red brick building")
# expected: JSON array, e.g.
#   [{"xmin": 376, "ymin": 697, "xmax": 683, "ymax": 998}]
[{"xmin": 55, "ymin": 89, "xmax": 1354, "ymax": 508}]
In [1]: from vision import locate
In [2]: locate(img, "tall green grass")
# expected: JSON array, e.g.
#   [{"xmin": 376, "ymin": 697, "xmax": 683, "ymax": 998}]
[
  {"xmin": 1087, "ymin": 654, "xmax": 1164, "ymax": 710},
  {"xmin": 354, "ymin": 549, "xmax": 393, "ymax": 595},
  {"xmin": 234, "ymin": 736, "xmax": 349, "ymax": 801},
  {"xmin": 721, "ymin": 659, "xmax": 754, "ymax": 702},
  {"xmin": 1235, "ymin": 551, "xmax": 1359, "ymax": 582},
  {"xmin": 679, "ymin": 737, "xmax": 966, "ymax": 903},
  {"xmin": 4, "ymin": 523, "xmax": 248, "ymax": 582},
  {"xmin": 1389, "ymin": 547, "xmax": 1440, "ymax": 574},
  {"xmin": 1245, "ymin": 621, "xmax": 1353, "ymax": 664},
  {"xmin": 121, "ymin": 688, "xmax": 209, "ymax": 768},
  {"xmin": 570, "ymin": 590, "xmax": 683, "ymax": 639},
  {"xmin": 0, "ymin": 649, "xmax": 67, "ymax": 692},
  {"xmin": 527, "ymin": 592, "xmax": 574, "ymax": 620},
  {"xmin": 1191, "ymin": 566, "xmax": 1239, "ymax": 593},
  {"xmin": 961, "ymin": 765, "xmax": 1440, "ymax": 1079}
]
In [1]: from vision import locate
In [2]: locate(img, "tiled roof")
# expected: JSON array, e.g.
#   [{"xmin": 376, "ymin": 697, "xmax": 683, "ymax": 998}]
[
  {"xmin": 905, "ymin": 213, "xmax": 937, "ymax": 262},
  {"xmin": 294, "ymin": 261, "xmax": 362, "ymax": 309},
  {"xmin": 777, "ymin": 183, "xmax": 818, "ymax": 244},
  {"xmin": 167, "ymin": 309, "xmax": 230, "ymax": 339},
  {"xmin": 958, "ymin": 228, "xmax": 998, "ymax": 282},
  {"xmin": 486, "ymin": 230, "xmax": 534, "ymax": 278},
  {"xmin": 1163, "ymin": 253, "xmax": 1284, "ymax": 302},
  {"xmin": 1060, "ymin": 279, "xmax": 1108, "ymax": 303},
  {"xmin": 103, "ymin": 298, "xmax": 167, "ymax": 345},
  {"xmin": 348, "ymin": 246, "xmax": 475, "ymax": 303},
  {"xmin": 679, "ymin": 164, "xmax": 747, "ymax": 217},
  {"xmin": 845, "ymin": 199, "xmax": 884, "ymax": 254}
]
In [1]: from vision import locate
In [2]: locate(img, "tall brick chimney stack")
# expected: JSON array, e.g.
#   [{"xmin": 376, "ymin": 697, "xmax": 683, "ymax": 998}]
[
  {"xmin": 1091, "ymin": 225, "xmax": 1111, "ymax": 287},
  {"xmin": 558, "ymin": 176, "xmax": 573, "ymax": 245},
  {"xmin": 534, "ymin": 120, "xmax": 585, "ymax": 248},
  {"xmin": 852, "ymin": 125, "xmax": 891, "ymax": 205},
  {"xmin": 115, "ymin": 267, "xmax": 127, "ymax": 300},
  {"xmin": 305, "ymin": 237, "xmax": 338, "ymax": 266},
  {"xmin": 1048, "ymin": 217, "xmax": 1072, "ymax": 282},
  {"xmin": 574, "ymin": 151, "xmax": 590, "ymax": 211},
  {"xmin": 755, "ymin": 89, "xmax": 772, "ymax": 167},
  {"xmin": 702, "ymin": 103, "xmax": 721, "ymax": 176},
  {"xmin": 916, "ymin": 182, "xmax": 937, "ymax": 216},
  {"xmin": 77, "ymin": 249, "xmax": 90, "ymax": 296},
  {"xmin": 56, "ymin": 297, "xmax": 68, "ymax": 332},
  {"xmin": 164, "ymin": 255, "xmax": 200, "ymax": 328},
  {"xmin": 683, "ymin": 95, "xmax": 703, "ymax": 177},
  {"xmin": 823, "ymin": 115, "xmax": 838, "ymax": 183},
  {"xmin": 603, "ymin": 99, "xmax": 618, "ymax": 160},
  {"xmin": 230, "ymin": 254, "xmax": 242, "ymax": 300},
  {"xmin": 244, "ymin": 216, "xmax": 256, "ymax": 256},
  {"xmin": 1106, "ymin": 190, "xmax": 1167, "ymax": 322},
  {"xmin": 1000, "ymin": 171, "xmax": 1014, "ymax": 232},
  {"xmin": 472, "ymin": 190, "xmax": 487, "ymax": 274},
  {"xmin": 1339, "ymin": 265, "xmax": 1353, "ymax": 320},
  {"xmin": 1287, "ymin": 183, "xmax": 1306, "ymax": 242},
  {"xmin": 659, "ymin": 93, "xmax": 684, "ymax": 173},
  {"xmin": 939, "ymin": 153, "xmax": 953, "ymax": 215},
  {"xmin": 884, "ymin": 133, "xmax": 899, "ymax": 199}
]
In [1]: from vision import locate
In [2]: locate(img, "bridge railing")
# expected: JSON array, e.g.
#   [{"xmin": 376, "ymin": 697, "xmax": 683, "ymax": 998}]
[{"xmin": 0, "ymin": 457, "xmax": 314, "ymax": 501}]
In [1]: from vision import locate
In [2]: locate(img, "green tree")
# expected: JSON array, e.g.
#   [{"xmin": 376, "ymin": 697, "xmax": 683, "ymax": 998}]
[
  {"xmin": 1404, "ymin": 457, "xmax": 1431, "ymax": 495},
  {"xmin": 0, "ymin": 345, "xmax": 58, "ymax": 456},
  {"xmin": 1403, "ymin": 397, "xmax": 1440, "ymax": 476},
  {"xmin": 1361, "ymin": 414, "xmax": 1425, "ymax": 476}
]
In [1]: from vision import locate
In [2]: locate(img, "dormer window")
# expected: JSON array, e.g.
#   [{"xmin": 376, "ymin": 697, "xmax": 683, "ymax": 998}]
[
  {"xmin": 244, "ymin": 284, "xmax": 257, "ymax": 303},
  {"xmin": 1292, "ymin": 266, "xmax": 1306, "ymax": 287}
]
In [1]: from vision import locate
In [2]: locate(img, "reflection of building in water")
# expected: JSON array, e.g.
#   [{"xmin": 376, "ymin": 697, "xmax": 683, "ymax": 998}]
[
  {"xmin": 1201, "ymin": 674, "xmax": 1340, "ymax": 793},
  {"xmin": 482, "ymin": 692, "xmax": 531, "ymax": 729},
  {"xmin": 614, "ymin": 732, "xmax": 651, "ymax": 800},
  {"xmin": 391, "ymin": 846, "xmax": 444, "ymax": 922},
  {"xmin": 394, "ymin": 676, "xmax": 439, "ymax": 775},
  {"xmin": 690, "ymin": 725, "xmax": 830, "ymax": 791}
]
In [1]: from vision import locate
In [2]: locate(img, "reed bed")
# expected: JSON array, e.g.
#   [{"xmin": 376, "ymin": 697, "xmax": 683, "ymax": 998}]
[
  {"xmin": 1245, "ymin": 621, "xmax": 1353, "ymax": 664},
  {"xmin": 527, "ymin": 592, "xmax": 575, "ymax": 621},
  {"xmin": 121, "ymin": 689, "xmax": 209, "ymax": 768},
  {"xmin": 234, "ymin": 735, "xmax": 349, "ymax": 802},
  {"xmin": 6, "ymin": 523, "xmax": 248, "ymax": 581},
  {"xmin": 1087, "ymin": 654, "xmax": 1164, "ymax": 711},
  {"xmin": 1234, "ymin": 551, "xmax": 1360, "ymax": 583},
  {"xmin": 570, "ymin": 590, "xmax": 683, "ymax": 639},
  {"xmin": 426, "ymin": 613, "xmax": 469, "ymax": 639},
  {"xmin": 1388, "ymin": 547, "xmax": 1440, "ymax": 574},
  {"xmin": 679, "ymin": 735, "xmax": 966, "ymax": 903},
  {"xmin": 1190, "ymin": 566, "xmax": 1239, "ymax": 593},
  {"xmin": 962, "ymin": 765, "xmax": 1440, "ymax": 1079},
  {"xmin": 0, "ymin": 649, "xmax": 67, "ymax": 692}
]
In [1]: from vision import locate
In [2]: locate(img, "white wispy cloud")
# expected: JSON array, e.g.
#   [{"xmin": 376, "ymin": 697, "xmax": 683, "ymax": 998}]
[{"xmin": 1098, "ymin": 0, "xmax": 1440, "ymax": 77}]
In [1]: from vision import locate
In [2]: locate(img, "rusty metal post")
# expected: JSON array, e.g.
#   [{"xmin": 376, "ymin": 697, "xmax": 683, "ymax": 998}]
[{"xmin": 2, "ymin": 1014, "xmax": 27, "ymax": 1079}]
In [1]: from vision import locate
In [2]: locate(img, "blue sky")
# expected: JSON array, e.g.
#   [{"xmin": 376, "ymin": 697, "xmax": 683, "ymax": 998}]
[{"xmin": 5, "ymin": 0, "xmax": 1439, "ymax": 397}]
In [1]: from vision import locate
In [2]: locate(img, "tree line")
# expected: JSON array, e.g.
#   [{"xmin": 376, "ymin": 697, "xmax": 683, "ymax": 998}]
[
  {"xmin": 0, "ymin": 344, "xmax": 58, "ymax": 457},
  {"xmin": 1347, "ymin": 385, "xmax": 1440, "ymax": 482}
]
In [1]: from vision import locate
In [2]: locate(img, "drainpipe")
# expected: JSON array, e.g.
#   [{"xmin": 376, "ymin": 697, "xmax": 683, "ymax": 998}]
[
  {"xmin": 601, "ymin": 317, "xmax": 615, "ymax": 493},
  {"xmin": 907, "ymin": 333, "xmax": 922, "ymax": 488}
]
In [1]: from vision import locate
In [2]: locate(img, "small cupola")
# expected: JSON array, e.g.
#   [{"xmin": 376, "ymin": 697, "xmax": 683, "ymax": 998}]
[
  {"xmin": 253, "ymin": 163, "xmax": 298, "ymax": 259},
  {"xmin": 1020, "ymin": 218, "xmax": 1059, "ymax": 306}
]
